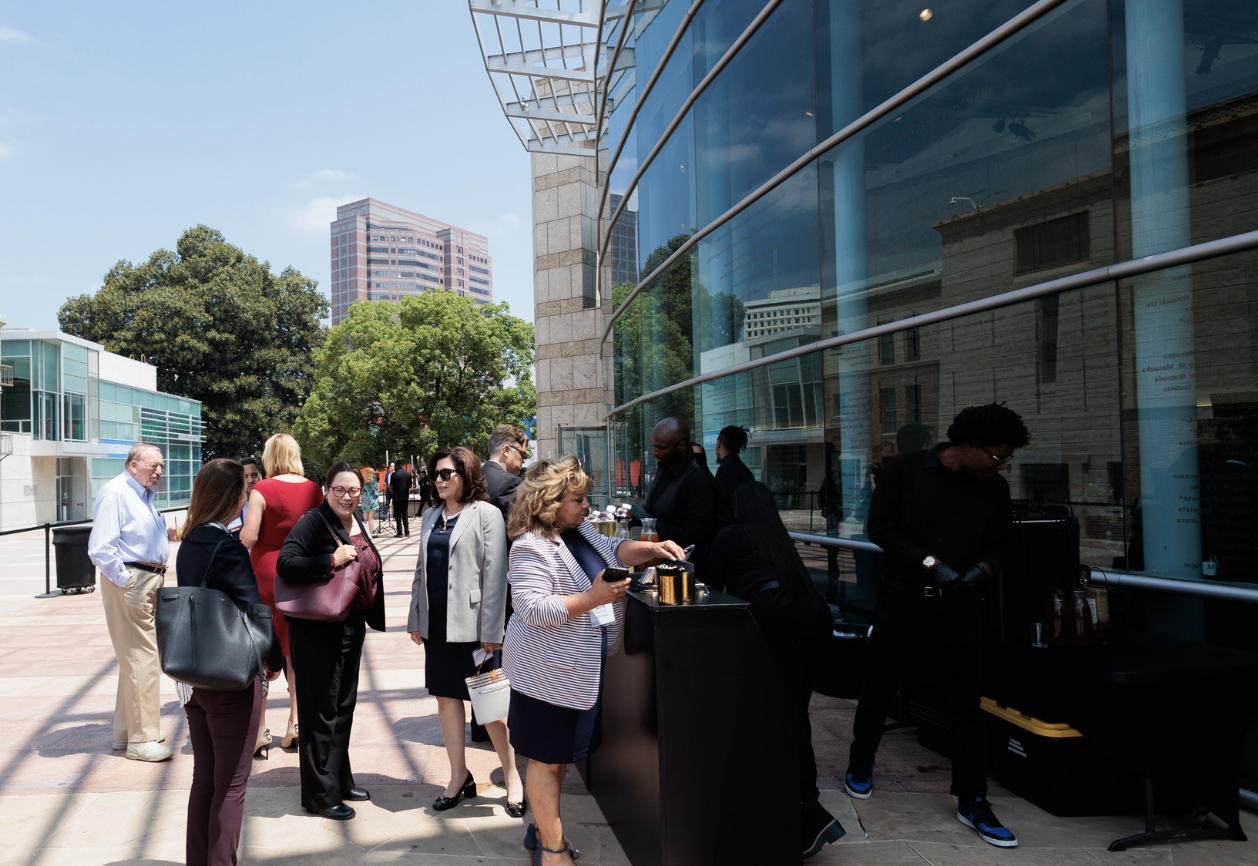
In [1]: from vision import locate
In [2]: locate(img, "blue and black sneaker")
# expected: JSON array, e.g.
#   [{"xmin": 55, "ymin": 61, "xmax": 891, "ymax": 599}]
[
  {"xmin": 956, "ymin": 798, "xmax": 1018, "ymax": 848},
  {"xmin": 843, "ymin": 764, "xmax": 872, "ymax": 800}
]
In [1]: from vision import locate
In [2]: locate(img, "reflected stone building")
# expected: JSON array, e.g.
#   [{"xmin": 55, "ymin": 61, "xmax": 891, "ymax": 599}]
[{"xmin": 471, "ymin": 0, "xmax": 1258, "ymax": 797}]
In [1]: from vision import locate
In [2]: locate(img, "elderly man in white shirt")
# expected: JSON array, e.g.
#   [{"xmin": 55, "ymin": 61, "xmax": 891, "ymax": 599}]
[{"xmin": 88, "ymin": 442, "xmax": 177, "ymax": 762}]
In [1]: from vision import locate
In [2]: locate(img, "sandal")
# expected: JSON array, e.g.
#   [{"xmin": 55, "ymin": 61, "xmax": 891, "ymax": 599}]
[{"xmin": 524, "ymin": 823, "xmax": 579, "ymax": 859}]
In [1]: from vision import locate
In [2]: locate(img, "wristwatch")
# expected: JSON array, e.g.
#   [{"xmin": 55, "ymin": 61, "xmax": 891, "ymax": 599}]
[{"xmin": 922, "ymin": 555, "xmax": 938, "ymax": 570}]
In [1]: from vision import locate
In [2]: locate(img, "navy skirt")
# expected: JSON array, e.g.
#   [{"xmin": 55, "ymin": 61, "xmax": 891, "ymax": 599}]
[{"xmin": 508, "ymin": 687, "xmax": 602, "ymax": 765}]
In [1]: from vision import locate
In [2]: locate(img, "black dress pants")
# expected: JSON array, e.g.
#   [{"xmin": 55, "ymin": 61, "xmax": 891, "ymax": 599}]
[
  {"xmin": 395, "ymin": 502, "xmax": 409, "ymax": 536},
  {"xmin": 288, "ymin": 611, "xmax": 366, "ymax": 810},
  {"xmin": 849, "ymin": 588, "xmax": 987, "ymax": 800},
  {"xmin": 749, "ymin": 589, "xmax": 830, "ymax": 804}
]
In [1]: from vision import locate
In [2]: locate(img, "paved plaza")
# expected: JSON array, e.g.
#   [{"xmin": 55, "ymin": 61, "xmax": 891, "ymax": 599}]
[{"xmin": 0, "ymin": 521, "xmax": 1254, "ymax": 865}]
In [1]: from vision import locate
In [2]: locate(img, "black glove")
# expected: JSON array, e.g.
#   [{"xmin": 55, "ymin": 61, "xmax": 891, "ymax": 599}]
[
  {"xmin": 946, "ymin": 564, "xmax": 988, "ymax": 597},
  {"xmin": 931, "ymin": 560, "xmax": 960, "ymax": 586}
]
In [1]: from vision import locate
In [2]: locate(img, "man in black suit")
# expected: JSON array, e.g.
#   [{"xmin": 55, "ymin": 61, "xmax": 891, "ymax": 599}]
[
  {"xmin": 390, "ymin": 460, "xmax": 413, "ymax": 537},
  {"xmin": 630, "ymin": 417, "xmax": 719, "ymax": 565},
  {"xmin": 714, "ymin": 425, "xmax": 755, "ymax": 528},
  {"xmin": 483, "ymin": 424, "xmax": 529, "ymax": 522}
]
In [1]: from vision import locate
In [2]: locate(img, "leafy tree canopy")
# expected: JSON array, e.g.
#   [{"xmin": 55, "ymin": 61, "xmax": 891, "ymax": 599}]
[
  {"xmin": 58, "ymin": 225, "xmax": 328, "ymax": 460},
  {"xmin": 294, "ymin": 292, "xmax": 535, "ymax": 470}
]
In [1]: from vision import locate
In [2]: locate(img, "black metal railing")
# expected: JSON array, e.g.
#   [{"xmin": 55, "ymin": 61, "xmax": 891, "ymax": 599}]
[{"xmin": 0, "ymin": 507, "xmax": 187, "ymax": 598}]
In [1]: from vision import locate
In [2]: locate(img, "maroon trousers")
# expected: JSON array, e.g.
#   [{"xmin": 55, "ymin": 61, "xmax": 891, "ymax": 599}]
[{"xmin": 184, "ymin": 678, "xmax": 264, "ymax": 866}]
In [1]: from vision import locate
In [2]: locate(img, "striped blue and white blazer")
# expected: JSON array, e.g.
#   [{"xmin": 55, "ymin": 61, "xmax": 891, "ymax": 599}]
[{"xmin": 503, "ymin": 522, "xmax": 627, "ymax": 711}]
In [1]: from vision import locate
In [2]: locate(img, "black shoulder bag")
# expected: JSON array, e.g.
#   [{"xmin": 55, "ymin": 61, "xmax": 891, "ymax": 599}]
[{"xmin": 156, "ymin": 538, "xmax": 277, "ymax": 691}]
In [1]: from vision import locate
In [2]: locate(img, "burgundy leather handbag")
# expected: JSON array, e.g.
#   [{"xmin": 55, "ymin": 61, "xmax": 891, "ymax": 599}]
[{"xmin": 274, "ymin": 513, "xmax": 361, "ymax": 622}]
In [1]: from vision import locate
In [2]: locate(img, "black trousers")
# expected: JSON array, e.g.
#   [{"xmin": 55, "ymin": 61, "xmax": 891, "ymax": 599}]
[
  {"xmin": 395, "ymin": 501, "xmax": 410, "ymax": 536},
  {"xmin": 849, "ymin": 588, "xmax": 987, "ymax": 800},
  {"xmin": 288, "ymin": 611, "xmax": 366, "ymax": 810},
  {"xmin": 750, "ymin": 590, "xmax": 829, "ymax": 804}
]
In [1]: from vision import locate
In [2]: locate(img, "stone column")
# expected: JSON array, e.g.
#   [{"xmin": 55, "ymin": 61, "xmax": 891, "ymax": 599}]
[{"xmin": 531, "ymin": 150, "xmax": 611, "ymax": 459}]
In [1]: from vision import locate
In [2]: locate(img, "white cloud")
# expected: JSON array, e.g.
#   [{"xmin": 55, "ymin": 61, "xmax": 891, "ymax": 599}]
[
  {"xmin": 289, "ymin": 168, "xmax": 357, "ymax": 190},
  {"xmin": 282, "ymin": 194, "xmax": 365, "ymax": 232},
  {"xmin": 0, "ymin": 26, "xmax": 33, "ymax": 43}
]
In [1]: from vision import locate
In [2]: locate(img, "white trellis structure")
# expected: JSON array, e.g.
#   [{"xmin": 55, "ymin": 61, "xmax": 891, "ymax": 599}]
[{"xmin": 468, "ymin": 0, "xmax": 638, "ymax": 155}]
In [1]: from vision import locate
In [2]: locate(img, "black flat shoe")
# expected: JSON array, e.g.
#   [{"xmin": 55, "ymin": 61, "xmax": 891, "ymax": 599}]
[
  {"xmin": 306, "ymin": 803, "xmax": 355, "ymax": 821},
  {"xmin": 506, "ymin": 798, "xmax": 527, "ymax": 818},
  {"xmin": 344, "ymin": 787, "xmax": 370, "ymax": 801},
  {"xmin": 432, "ymin": 771, "xmax": 476, "ymax": 811}
]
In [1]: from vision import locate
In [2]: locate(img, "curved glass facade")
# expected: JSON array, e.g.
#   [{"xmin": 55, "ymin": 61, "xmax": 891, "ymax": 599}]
[{"xmin": 600, "ymin": 0, "xmax": 1258, "ymax": 635}]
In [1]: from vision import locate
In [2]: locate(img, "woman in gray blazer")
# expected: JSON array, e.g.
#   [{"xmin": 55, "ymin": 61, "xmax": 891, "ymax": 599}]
[
  {"xmin": 504, "ymin": 455, "xmax": 683, "ymax": 865},
  {"xmin": 407, "ymin": 447, "xmax": 521, "ymax": 815}
]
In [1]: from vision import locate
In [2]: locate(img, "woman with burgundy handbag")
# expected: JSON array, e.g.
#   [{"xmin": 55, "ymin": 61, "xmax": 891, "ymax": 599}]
[{"xmin": 276, "ymin": 461, "xmax": 385, "ymax": 821}]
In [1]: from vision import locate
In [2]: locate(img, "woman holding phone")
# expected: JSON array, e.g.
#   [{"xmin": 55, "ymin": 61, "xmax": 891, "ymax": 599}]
[{"xmin": 504, "ymin": 455, "xmax": 683, "ymax": 865}]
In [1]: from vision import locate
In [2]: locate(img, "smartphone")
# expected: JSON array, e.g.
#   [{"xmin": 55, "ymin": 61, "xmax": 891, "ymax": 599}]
[{"xmin": 603, "ymin": 566, "xmax": 630, "ymax": 583}]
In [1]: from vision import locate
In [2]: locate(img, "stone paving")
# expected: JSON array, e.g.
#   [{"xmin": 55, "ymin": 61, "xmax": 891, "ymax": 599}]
[{"xmin": 0, "ymin": 520, "xmax": 1254, "ymax": 865}]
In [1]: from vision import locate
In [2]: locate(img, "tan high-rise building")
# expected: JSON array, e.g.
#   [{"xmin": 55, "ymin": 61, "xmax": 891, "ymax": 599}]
[{"xmin": 329, "ymin": 198, "xmax": 493, "ymax": 325}]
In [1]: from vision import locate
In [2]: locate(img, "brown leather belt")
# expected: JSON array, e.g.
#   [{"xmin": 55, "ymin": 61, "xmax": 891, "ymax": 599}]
[{"xmin": 125, "ymin": 561, "xmax": 168, "ymax": 575}]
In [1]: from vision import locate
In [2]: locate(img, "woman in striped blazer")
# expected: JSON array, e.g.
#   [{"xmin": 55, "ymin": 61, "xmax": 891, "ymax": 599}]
[{"xmin": 504, "ymin": 455, "xmax": 684, "ymax": 866}]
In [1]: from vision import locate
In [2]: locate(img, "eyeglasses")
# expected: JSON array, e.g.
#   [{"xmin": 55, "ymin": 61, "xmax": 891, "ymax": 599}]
[
  {"xmin": 979, "ymin": 447, "xmax": 1013, "ymax": 466},
  {"xmin": 435, "ymin": 468, "xmax": 463, "ymax": 481},
  {"xmin": 507, "ymin": 444, "xmax": 528, "ymax": 458},
  {"xmin": 330, "ymin": 486, "xmax": 362, "ymax": 498}
]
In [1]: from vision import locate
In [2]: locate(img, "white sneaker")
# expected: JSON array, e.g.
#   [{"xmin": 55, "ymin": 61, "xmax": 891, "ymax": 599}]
[
  {"xmin": 126, "ymin": 741, "xmax": 173, "ymax": 762},
  {"xmin": 113, "ymin": 731, "xmax": 165, "ymax": 750}
]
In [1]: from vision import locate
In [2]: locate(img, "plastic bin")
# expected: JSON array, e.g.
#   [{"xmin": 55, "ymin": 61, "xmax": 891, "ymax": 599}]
[
  {"xmin": 52, "ymin": 525, "xmax": 97, "ymax": 593},
  {"xmin": 983, "ymin": 698, "xmax": 1143, "ymax": 817}
]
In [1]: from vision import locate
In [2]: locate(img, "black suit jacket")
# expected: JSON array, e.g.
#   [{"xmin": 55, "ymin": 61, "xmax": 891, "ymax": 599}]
[
  {"xmin": 640, "ymin": 458, "xmax": 720, "ymax": 565},
  {"xmin": 276, "ymin": 501, "xmax": 386, "ymax": 632},
  {"xmin": 714, "ymin": 452, "xmax": 756, "ymax": 527},
  {"xmin": 390, "ymin": 468, "xmax": 413, "ymax": 501},
  {"xmin": 177, "ymin": 523, "xmax": 284, "ymax": 670},
  {"xmin": 483, "ymin": 460, "xmax": 522, "ymax": 521}
]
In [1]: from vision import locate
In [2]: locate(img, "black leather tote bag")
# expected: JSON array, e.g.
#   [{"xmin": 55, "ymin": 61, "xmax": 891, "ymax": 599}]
[{"xmin": 156, "ymin": 538, "xmax": 277, "ymax": 691}]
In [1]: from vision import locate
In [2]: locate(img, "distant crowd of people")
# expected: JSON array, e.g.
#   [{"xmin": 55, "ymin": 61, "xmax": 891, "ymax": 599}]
[{"xmin": 87, "ymin": 402, "xmax": 1031, "ymax": 864}]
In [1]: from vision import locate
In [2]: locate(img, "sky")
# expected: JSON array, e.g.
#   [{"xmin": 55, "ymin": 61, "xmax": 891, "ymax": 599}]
[{"xmin": 0, "ymin": 2, "xmax": 536, "ymax": 331}]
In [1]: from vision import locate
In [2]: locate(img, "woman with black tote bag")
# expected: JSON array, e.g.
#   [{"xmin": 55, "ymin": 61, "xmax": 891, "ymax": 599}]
[{"xmin": 175, "ymin": 459, "xmax": 283, "ymax": 866}]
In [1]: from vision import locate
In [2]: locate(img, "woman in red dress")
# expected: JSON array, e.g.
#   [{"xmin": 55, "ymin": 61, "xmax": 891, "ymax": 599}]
[{"xmin": 241, "ymin": 433, "xmax": 324, "ymax": 750}]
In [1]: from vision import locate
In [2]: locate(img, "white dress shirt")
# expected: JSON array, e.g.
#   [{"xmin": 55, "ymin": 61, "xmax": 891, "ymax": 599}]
[{"xmin": 88, "ymin": 472, "xmax": 170, "ymax": 587}]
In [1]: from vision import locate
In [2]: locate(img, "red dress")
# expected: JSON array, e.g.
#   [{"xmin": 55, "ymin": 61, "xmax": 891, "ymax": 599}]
[{"xmin": 250, "ymin": 477, "xmax": 325, "ymax": 656}]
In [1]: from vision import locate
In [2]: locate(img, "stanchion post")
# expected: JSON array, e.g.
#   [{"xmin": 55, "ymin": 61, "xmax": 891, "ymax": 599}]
[{"xmin": 36, "ymin": 522, "xmax": 63, "ymax": 599}]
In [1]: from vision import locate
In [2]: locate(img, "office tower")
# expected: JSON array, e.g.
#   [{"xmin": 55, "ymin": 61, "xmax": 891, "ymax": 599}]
[{"xmin": 329, "ymin": 198, "xmax": 493, "ymax": 325}]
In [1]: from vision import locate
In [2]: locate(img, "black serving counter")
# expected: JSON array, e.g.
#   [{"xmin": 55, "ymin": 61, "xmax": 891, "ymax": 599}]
[{"xmin": 583, "ymin": 589, "xmax": 797, "ymax": 866}]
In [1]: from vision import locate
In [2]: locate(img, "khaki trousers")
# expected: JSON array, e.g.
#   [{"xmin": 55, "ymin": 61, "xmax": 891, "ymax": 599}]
[{"xmin": 100, "ymin": 565, "xmax": 165, "ymax": 744}]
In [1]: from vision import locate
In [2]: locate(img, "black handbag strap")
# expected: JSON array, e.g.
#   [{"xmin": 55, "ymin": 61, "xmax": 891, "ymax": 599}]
[{"xmin": 199, "ymin": 537, "xmax": 230, "ymax": 589}]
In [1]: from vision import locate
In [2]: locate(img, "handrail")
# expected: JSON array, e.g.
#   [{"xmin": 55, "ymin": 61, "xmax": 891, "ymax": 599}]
[
  {"xmin": 599, "ymin": 0, "xmax": 1075, "ymax": 345},
  {"xmin": 1089, "ymin": 568, "xmax": 1258, "ymax": 605},
  {"xmin": 604, "ymin": 227, "xmax": 1258, "ymax": 418},
  {"xmin": 789, "ymin": 530, "xmax": 883, "ymax": 554}
]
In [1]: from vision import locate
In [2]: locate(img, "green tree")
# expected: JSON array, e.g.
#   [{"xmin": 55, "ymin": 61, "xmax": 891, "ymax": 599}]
[
  {"xmin": 294, "ymin": 291, "xmax": 535, "ymax": 469},
  {"xmin": 58, "ymin": 225, "xmax": 327, "ymax": 460}
]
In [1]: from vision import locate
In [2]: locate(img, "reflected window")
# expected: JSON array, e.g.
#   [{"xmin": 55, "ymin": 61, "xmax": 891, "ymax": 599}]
[{"xmin": 1015, "ymin": 212, "xmax": 1090, "ymax": 274}]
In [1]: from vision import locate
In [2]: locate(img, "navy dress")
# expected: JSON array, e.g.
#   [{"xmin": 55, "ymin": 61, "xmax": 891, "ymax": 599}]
[
  {"xmin": 424, "ymin": 513, "xmax": 481, "ymax": 700},
  {"xmin": 507, "ymin": 527, "xmax": 609, "ymax": 765}
]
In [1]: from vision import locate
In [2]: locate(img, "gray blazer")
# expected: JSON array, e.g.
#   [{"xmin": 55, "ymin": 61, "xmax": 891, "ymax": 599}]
[{"xmin": 408, "ymin": 499, "xmax": 508, "ymax": 643}]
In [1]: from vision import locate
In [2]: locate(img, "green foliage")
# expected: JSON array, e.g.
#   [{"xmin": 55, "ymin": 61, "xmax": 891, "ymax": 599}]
[
  {"xmin": 294, "ymin": 291, "xmax": 535, "ymax": 470},
  {"xmin": 58, "ymin": 226, "xmax": 327, "ymax": 461}
]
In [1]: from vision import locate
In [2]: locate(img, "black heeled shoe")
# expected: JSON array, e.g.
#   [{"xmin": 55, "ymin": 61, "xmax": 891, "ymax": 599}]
[
  {"xmin": 432, "ymin": 771, "xmax": 476, "ymax": 811},
  {"xmin": 506, "ymin": 797, "xmax": 527, "ymax": 819},
  {"xmin": 305, "ymin": 803, "xmax": 355, "ymax": 820},
  {"xmin": 534, "ymin": 841, "xmax": 579, "ymax": 865},
  {"xmin": 524, "ymin": 823, "xmax": 579, "ymax": 859}
]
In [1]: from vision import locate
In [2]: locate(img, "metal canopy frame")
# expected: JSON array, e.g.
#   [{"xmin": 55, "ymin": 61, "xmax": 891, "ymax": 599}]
[{"xmin": 469, "ymin": 0, "xmax": 634, "ymax": 155}]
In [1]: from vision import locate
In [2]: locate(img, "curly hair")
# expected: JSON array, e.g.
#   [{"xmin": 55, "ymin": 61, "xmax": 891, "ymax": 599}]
[
  {"xmin": 427, "ymin": 447, "xmax": 489, "ymax": 504},
  {"xmin": 507, "ymin": 455, "xmax": 590, "ymax": 541},
  {"xmin": 946, "ymin": 403, "xmax": 1030, "ymax": 449}
]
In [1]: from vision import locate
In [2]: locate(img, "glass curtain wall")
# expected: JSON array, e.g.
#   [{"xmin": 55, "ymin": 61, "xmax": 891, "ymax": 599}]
[{"xmin": 603, "ymin": 0, "xmax": 1258, "ymax": 634}]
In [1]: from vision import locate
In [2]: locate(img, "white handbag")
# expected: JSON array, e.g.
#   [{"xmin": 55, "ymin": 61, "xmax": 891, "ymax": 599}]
[{"xmin": 465, "ymin": 662, "xmax": 511, "ymax": 724}]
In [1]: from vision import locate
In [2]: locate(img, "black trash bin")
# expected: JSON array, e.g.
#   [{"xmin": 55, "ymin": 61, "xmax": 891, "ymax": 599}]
[{"xmin": 52, "ymin": 525, "xmax": 97, "ymax": 593}]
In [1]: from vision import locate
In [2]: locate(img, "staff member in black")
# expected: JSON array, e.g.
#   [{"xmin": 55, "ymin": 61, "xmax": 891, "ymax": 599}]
[
  {"xmin": 630, "ymin": 417, "xmax": 719, "ymax": 565},
  {"xmin": 713, "ymin": 425, "xmax": 755, "ymax": 528},
  {"xmin": 390, "ymin": 460, "xmax": 413, "ymax": 537},
  {"xmin": 846, "ymin": 403, "xmax": 1029, "ymax": 849}
]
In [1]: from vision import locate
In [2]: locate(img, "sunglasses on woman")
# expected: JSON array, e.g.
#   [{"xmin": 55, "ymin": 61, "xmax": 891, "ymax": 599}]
[{"xmin": 435, "ymin": 467, "xmax": 463, "ymax": 481}]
